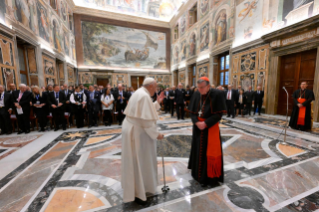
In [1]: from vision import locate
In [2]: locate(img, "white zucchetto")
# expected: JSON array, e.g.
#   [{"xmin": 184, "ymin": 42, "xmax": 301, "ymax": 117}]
[{"xmin": 142, "ymin": 77, "xmax": 156, "ymax": 86}]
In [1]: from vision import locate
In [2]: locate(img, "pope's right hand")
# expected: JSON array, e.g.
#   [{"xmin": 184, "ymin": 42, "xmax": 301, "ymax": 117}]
[{"xmin": 157, "ymin": 134, "xmax": 164, "ymax": 140}]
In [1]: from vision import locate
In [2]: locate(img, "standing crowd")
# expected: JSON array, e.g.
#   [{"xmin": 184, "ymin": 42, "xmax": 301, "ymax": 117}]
[
  {"xmin": 0, "ymin": 83, "xmax": 137, "ymax": 135},
  {"xmin": 156, "ymin": 83, "xmax": 264, "ymax": 120}
]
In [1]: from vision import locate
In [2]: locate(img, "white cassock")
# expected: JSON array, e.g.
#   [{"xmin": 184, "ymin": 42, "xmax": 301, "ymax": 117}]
[{"xmin": 121, "ymin": 86, "xmax": 161, "ymax": 202}]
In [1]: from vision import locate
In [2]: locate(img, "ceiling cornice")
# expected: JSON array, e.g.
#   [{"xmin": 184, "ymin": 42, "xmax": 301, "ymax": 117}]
[
  {"xmin": 169, "ymin": 0, "xmax": 196, "ymax": 28},
  {"xmin": 73, "ymin": 6, "xmax": 170, "ymax": 28},
  {"xmin": 66, "ymin": 0, "xmax": 76, "ymax": 10}
]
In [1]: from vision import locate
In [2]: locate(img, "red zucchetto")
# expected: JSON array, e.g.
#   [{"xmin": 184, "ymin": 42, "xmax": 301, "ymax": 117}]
[{"xmin": 199, "ymin": 76, "xmax": 209, "ymax": 82}]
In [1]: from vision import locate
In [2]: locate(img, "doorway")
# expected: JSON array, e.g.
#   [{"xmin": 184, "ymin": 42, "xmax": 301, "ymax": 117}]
[
  {"xmin": 97, "ymin": 78, "xmax": 109, "ymax": 87},
  {"xmin": 188, "ymin": 64, "xmax": 196, "ymax": 86},
  {"xmin": 277, "ymin": 49, "xmax": 317, "ymax": 115},
  {"xmin": 174, "ymin": 70, "xmax": 178, "ymax": 86},
  {"xmin": 131, "ymin": 76, "xmax": 145, "ymax": 90},
  {"xmin": 17, "ymin": 45, "xmax": 29, "ymax": 85}
]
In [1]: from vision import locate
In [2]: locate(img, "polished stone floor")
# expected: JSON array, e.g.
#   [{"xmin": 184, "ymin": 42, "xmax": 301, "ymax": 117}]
[{"xmin": 0, "ymin": 114, "xmax": 319, "ymax": 212}]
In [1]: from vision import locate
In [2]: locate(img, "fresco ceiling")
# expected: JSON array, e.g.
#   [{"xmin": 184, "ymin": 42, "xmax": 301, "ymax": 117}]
[{"xmin": 73, "ymin": 0, "xmax": 187, "ymax": 22}]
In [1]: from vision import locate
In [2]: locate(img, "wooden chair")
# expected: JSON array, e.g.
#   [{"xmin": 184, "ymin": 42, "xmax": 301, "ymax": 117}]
[
  {"xmin": 29, "ymin": 107, "xmax": 37, "ymax": 131},
  {"xmin": 46, "ymin": 113, "xmax": 54, "ymax": 130},
  {"xmin": 64, "ymin": 113, "xmax": 70, "ymax": 128},
  {"xmin": 113, "ymin": 104, "xmax": 118, "ymax": 124},
  {"xmin": 10, "ymin": 111, "xmax": 18, "ymax": 132}
]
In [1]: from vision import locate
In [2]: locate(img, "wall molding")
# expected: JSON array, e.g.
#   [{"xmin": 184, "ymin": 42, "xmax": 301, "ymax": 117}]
[{"xmin": 74, "ymin": 7, "xmax": 170, "ymax": 28}]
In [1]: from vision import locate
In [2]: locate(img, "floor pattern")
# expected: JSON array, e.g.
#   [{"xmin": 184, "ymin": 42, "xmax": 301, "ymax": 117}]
[
  {"xmin": 254, "ymin": 116, "xmax": 319, "ymax": 135},
  {"xmin": 0, "ymin": 115, "xmax": 318, "ymax": 212}
]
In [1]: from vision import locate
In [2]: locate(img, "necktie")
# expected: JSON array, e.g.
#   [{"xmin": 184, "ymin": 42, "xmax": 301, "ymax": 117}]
[{"xmin": 18, "ymin": 92, "xmax": 23, "ymax": 102}]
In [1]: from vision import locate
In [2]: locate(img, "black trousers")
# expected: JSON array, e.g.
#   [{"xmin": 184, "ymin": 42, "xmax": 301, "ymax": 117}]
[
  {"xmin": 35, "ymin": 108, "xmax": 47, "ymax": 130},
  {"xmin": 176, "ymin": 103, "xmax": 185, "ymax": 119},
  {"xmin": 103, "ymin": 110, "xmax": 112, "ymax": 125},
  {"xmin": 53, "ymin": 109, "xmax": 66, "ymax": 129},
  {"xmin": 226, "ymin": 100, "xmax": 235, "ymax": 118},
  {"xmin": 17, "ymin": 109, "xmax": 30, "ymax": 132},
  {"xmin": 246, "ymin": 102, "xmax": 252, "ymax": 115},
  {"xmin": 254, "ymin": 101, "xmax": 262, "ymax": 115},
  {"xmin": 117, "ymin": 103, "xmax": 126, "ymax": 125},
  {"xmin": 75, "ymin": 107, "xmax": 84, "ymax": 128},
  {"xmin": 164, "ymin": 99, "xmax": 170, "ymax": 113},
  {"xmin": 170, "ymin": 100, "xmax": 175, "ymax": 116},
  {"xmin": 88, "ymin": 108, "xmax": 99, "ymax": 126},
  {"xmin": 0, "ymin": 108, "xmax": 12, "ymax": 133}
]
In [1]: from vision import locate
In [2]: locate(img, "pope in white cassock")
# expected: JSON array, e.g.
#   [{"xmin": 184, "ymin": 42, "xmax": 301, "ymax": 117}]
[{"xmin": 121, "ymin": 77, "xmax": 165, "ymax": 205}]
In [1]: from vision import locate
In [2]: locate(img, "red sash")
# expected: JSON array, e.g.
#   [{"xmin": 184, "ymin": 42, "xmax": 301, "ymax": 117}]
[
  {"xmin": 198, "ymin": 117, "xmax": 222, "ymax": 178},
  {"xmin": 297, "ymin": 98, "xmax": 306, "ymax": 126}
]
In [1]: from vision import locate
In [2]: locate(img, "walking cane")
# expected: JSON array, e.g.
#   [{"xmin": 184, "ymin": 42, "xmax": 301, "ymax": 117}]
[{"xmin": 161, "ymin": 139, "xmax": 170, "ymax": 193}]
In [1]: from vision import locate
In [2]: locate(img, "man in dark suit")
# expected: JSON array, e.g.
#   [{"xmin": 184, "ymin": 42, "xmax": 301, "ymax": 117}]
[
  {"xmin": 127, "ymin": 87, "xmax": 135, "ymax": 101},
  {"xmin": 225, "ymin": 85, "xmax": 236, "ymax": 118},
  {"xmin": 113, "ymin": 84, "xmax": 127, "ymax": 125},
  {"xmin": 163, "ymin": 88, "xmax": 170, "ymax": 113},
  {"xmin": 87, "ymin": 85, "xmax": 101, "ymax": 127},
  {"xmin": 169, "ymin": 86, "xmax": 176, "ymax": 117},
  {"xmin": 254, "ymin": 86, "xmax": 264, "ymax": 115},
  {"xmin": 63, "ymin": 84, "xmax": 73, "ymax": 125},
  {"xmin": 0, "ymin": 85, "xmax": 13, "ymax": 135},
  {"xmin": 12, "ymin": 84, "xmax": 32, "ymax": 134},
  {"xmin": 185, "ymin": 85, "xmax": 192, "ymax": 105},
  {"xmin": 244, "ymin": 86, "xmax": 254, "ymax": 116},
  {"xmin": 7, "ymin": 83, "xmax": 18, "ymax": 94},
  {"xmin": 48, "ymin": 84, "xmax": 67, "ymax": 131},
  {"xmin": 175, "ymin": 83, "xmax": 186, "ymax": 120}
]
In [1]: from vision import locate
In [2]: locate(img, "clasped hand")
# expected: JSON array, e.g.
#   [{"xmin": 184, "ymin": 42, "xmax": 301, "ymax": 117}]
[{"xmin": 196, "ymin": 121, "xmax": 207, "ymax": 130}]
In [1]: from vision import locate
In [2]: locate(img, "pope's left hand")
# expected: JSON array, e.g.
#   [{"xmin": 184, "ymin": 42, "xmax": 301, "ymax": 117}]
[{"xmin": 157, "ymin": 92, "xmax": 165, "ymax": 104}]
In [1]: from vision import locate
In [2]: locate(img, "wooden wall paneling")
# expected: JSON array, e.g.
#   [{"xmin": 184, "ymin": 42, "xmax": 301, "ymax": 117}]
[
  {"xmin": 59, "ymin": 63, "xmax": 64, "ymax": 80},
  {"xmin": 30, "ymin": 75, "xmax": 39, "ymax": 85},
  {"xmin": 27, "ymin": 48, "xmax": 37, "ymax": 74},
  {"xmin": 42, "ymin": 54, "xmax": 57, "ymax": 86},
  {"xmin": 0, "ymin": 33, "xmax": 18, "ymax": 89},
  {"xmin": 67, "ymin": 66, "xmax": 75, "ymax": 85},
  {"xmin": 196, "ymin": 62, "xmax": 209, "ymax": 81}
]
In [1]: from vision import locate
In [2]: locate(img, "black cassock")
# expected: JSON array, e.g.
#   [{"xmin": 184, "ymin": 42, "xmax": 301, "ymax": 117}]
[
  {"xmin": 289, "ymin": 89, "xmax": 315, "ymax": 131},
  {"xmin": 188, "ymin": 89, "xmax": 226, "ymax": 185}
]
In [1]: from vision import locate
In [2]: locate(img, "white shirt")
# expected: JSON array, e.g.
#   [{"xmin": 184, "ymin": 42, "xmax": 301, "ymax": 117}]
[
  {"xmin": 0, "ymin": 93, "xmax": 4, "ymax": 107},
  {"xmin": 70, "ymin": 92, "xmax": 87, "ymax": 105},
  {"xmin": 227, "ymin": 90, "xmax": 232, "ymax": 100},
  {"xmin": 101, "ymin": 94, "xmax": 114, "ymax": 110}
]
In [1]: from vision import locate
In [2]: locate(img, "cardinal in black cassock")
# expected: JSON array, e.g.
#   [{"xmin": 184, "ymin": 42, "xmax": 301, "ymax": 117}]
[
  {"xmin": 289, "ymin": 82, "xmax": 315, "ymax": 131},
  {"xmin": 188, "ymin": 77, "xmax": 227, "ymax": 186}
]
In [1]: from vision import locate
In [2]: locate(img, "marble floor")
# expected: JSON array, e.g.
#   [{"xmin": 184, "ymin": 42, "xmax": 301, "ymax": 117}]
[{"xmin": 0, "ymin": 114, "xmax": 319, "ymax": 212}]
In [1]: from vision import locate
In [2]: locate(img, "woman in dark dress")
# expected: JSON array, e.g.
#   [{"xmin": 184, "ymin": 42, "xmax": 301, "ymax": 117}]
[
  {"xmin": 236, "ymin": 89, "xmax": 247, "ymax": 117},
  {"xmin": 32, "ymin": 86, "xmax": 48, "ymax": 132}
]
